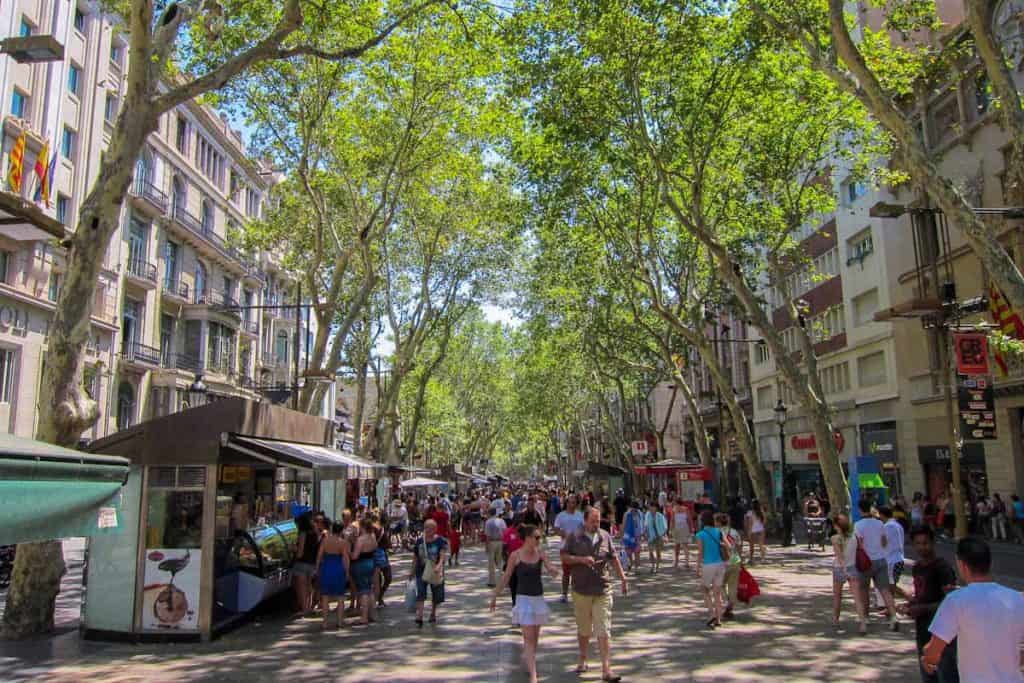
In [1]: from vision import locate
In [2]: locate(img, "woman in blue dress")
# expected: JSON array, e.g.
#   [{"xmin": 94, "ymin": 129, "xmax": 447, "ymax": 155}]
[
  {"xmin": 622, "ymin": 500, "xmax": 643, "ymax": 571},
  {"xmin": 315, "ymin": 520, "xmax": 350, "ymax": 630}
]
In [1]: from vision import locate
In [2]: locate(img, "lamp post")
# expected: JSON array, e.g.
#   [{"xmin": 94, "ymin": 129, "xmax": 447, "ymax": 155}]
[
  {"xmin": 774, "ymin": 398, "xmax": 791, "ymax": 546},
  {"xmin": 187, "ymin": 373, "xmax": 207, "ymax": 408}
]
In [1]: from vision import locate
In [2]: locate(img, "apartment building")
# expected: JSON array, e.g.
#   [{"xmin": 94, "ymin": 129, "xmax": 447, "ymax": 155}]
[
  {"xmin": 0, "ymin": 0, "xmax": 317, "ymax": 442},
  {"xmin": 746, "ymin": 0, "xmax": 1024, "ymax": 503},
  {"xmin": 649, "ymin": 310, "xmax": 755, "ymax": 494}
]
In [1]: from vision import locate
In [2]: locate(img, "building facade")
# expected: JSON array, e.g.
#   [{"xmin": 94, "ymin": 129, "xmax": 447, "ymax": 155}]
[
  {"xmin": 746, "ymin": 0, "xmax": 1024, "ymax": 504},
  {"xmin": 0, "ymin": 0, "xmax": 315, "ymax": 442}
]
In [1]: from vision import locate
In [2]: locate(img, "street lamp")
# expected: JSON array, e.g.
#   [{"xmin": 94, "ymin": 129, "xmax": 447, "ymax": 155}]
[
  {"xmin": 187, "ymin": 373, "xmax": 207, "ymax": 408},
  {"xmin": 774, "ymin": 398, "xmax": 791, "ymax": 545}
]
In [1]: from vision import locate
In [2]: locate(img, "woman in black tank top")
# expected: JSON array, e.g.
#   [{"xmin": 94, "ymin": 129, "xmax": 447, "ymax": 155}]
[{"xmin": 490, "ymin": 524, "xmax": 560, "ymax": 683}]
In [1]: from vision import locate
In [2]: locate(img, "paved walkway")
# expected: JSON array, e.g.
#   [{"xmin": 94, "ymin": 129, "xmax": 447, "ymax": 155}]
[{"xmin": 0, "ymin": 538, "xmax": 927, "ymax": 683}]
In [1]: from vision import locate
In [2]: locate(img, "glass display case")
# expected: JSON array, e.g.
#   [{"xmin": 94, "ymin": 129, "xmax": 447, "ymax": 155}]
[{"xmin": 213, "ymin": 520, "xmax": 297, "ymax": 623}]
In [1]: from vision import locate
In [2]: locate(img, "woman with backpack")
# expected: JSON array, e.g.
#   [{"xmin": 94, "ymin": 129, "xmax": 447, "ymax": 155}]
[
  {"xmin": 829, "ymin": 513, "xmax": 865, "ymax": 633},
  {"xmin": 696, "ymin": 510, "xmax": 728, "ymax": 629}
]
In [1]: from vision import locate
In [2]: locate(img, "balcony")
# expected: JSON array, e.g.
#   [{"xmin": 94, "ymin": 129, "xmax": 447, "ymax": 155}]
[
  {"xmin": 162, "ymin": 277, "xmax": 190, "ymax": 302},
  {"xmin": 242, "ymin": 259, "xmax": 265, "ymax": 282},
  {"xmin": 121, "ymin": 341, "xmax": 161, "ymax": 367},
  {"xmin": 125, "ymin": 258, "xmax": 158, "ymax": 286},
  {"xmin": 207, "ymin": 356, "xmax": 236, "ymax": 378},
  {"xmin": 240, "ymin": 317, "xmax": 259, "ymax": 336},
  {"xmin": 163, "ymin": 352, "xmax": 203, "ymax": 374},
  {"xmin": 171, "ymin": 204, "xmax": 247, "ymax": 271},
  {"xmin": 130, "ymin": 178, "xmax": 168, "ymax": 214},
  {"xmin": 193, "ymin": 287, "xmax": 240, "ymax": 312}
]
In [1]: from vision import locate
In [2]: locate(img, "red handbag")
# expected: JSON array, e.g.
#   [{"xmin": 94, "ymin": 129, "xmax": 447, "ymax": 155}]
[
  {"xmin": 737, "ymin": 567, "xmax": 761, "ymax": 604},
  {"xmin": 855, "ymin": 536, "xmax": 872, "ymax": 572}
]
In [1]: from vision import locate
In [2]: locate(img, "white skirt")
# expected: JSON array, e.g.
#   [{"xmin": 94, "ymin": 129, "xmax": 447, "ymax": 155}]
[{"xmin": 511, "ymin": 594, "xmax": 550, "ymax": 626}]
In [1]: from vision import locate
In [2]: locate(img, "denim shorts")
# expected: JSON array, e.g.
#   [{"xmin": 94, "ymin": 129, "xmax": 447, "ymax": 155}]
[{"xmin": 859, "ymin": 558, "xmax": 890, "ymax": 589}]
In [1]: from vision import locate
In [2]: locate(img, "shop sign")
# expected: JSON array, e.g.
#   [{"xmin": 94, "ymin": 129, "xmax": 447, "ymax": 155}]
[
  {"xmin": 630, "ymin": 440, "xmax": 648, "ymax": 456},
  {"xmin": 142, "ymin": 549, "xmax": 201, "ymax": 632},
  {"xmin": 957, "ymin": 375, "xmax": 997, "ymax": 440},
  {"xmin": 953, "ymin": 333, "xmax": 990, "ymax": 376},
  {"xmin": 678, "ymin": 467, "xmax": 712, "ymax": 481},
  {"xmin": 790, "ymin": 431, "xmax": 845, "ymax": 452},
  {"xmin": 917, "ymin": 443, "xmax": 985, "ymax": 466},
  {"xmin": 862, "ymin": 428, "xmax": 898, "ymax": 462}
]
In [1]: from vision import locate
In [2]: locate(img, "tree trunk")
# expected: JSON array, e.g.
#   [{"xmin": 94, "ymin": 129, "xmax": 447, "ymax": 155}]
[
  {"xmin": 1, "ymin": 542, "xmax": 66, "ymax": 638},
  {"xmin": 351, "ymin": 357, "xmax": 368, "ymax": 455},
  {"xmin": 656, "ymin": 383, "xmax": 677, "ymax": 459},
  {"xmin": 673, "ymin": 369, "xmax": 712, "ymax": 470}
]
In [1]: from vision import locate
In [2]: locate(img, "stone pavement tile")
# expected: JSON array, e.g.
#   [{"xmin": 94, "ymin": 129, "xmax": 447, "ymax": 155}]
[{"xmin": 1, "ymin": 540, "xmax": 923, "ymax": 683}]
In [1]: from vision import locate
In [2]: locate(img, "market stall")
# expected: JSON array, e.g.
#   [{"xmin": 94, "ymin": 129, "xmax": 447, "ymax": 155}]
[
  {"xmin": 80, "ymin": 397, "xmax": 385, "ymax": 642},
  {"xmin": 634, "ymin": 459, "xmax": 712, "ymax": 501}
]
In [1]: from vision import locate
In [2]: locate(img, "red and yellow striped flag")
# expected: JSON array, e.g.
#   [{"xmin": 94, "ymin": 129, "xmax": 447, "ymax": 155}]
[
  {"xmin": 988, "ymin": 279, "xmax": 1024, "ymax": 376},
  {"xmin": 7, "ymin": 130, "xmax": 26, "ymax": 193}
]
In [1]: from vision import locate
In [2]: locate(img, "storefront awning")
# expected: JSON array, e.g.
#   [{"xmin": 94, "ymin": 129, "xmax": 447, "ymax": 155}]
[
  {"xmin": 399, "ymin": 477, "xmax": 449, "ymax": 488},
  {"xmin": 228, "ymin": 435, "xmax": 386, "ymax": 480},
  {"xmin": 0, "ymin": 433, "xmax": 130, "ymax": 544}
]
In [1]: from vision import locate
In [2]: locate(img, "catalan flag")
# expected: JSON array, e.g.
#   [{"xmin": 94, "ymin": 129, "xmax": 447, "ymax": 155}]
[
  {"xmin": 32, "ymin": 139, "xmax": 51, "ymax": 206},
  {"xmin": 988, "ymin": 279, "xmax": 1024, "ymax": 376},
  {"xmin": 7, "ymin": 130, "xmax": 26, "ymax": 193}
]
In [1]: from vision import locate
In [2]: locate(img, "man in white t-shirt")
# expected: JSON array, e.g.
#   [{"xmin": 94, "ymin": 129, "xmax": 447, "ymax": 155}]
[
  {"xmin": 924, "ymin": 536, "xmax": 1024, "ymax": 682},
  {"xmin": 658, "ymin": 489, "xmax": 668, "ymax": 511},
  {"xmin": 853, "ymin": 499, "xmax": 898, "ymax": 633},
  {"xmin": 554, "ymin": 495, "xmax": 585, "ymax": 603},
  {"xmin": 388, "ymin": 498, "xmax": 409, "ymax": 534},
  {"xmin": 490, "ymin": 495, "xmax": 507, "ymax": 519}
]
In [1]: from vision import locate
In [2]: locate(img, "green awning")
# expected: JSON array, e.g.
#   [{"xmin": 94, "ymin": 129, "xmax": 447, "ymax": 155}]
[
  {"xmin": 858, "ymin": 473, "xmax": 887, "ymax": 489},
  {"xmin": 0, "ymin": 433, "xmax": 130, "ymax": 544}
]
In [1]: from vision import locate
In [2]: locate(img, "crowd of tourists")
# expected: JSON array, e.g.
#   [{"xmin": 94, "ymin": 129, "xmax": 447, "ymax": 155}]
[{"xmin": 288, "ymin": 484, "xmax": 1023, "ymax": 683}]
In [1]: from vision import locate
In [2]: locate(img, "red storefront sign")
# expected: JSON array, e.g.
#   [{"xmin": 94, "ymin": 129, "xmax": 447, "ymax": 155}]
[
  {"xmin": 790, "ymin": 431, "xmax": 845, "ymax": 456},
  {"xmin": 679, "ymin": 467, "xmax": 713, "ymax": 481}
]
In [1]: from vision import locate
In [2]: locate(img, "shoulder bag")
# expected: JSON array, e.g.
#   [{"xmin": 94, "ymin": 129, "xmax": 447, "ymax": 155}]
[
  {"xmin": 420, "ymin": 539, "xmax": 443, "ymax": 585},
  {"xmin": 855, "ymin": 535, "xmax": 872, "ymax": 573}
]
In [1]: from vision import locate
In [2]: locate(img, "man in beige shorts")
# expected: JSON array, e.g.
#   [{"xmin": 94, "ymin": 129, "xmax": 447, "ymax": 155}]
[{"xmin": 562, "ymin": 506, "xmax": 628, "ymax": 682}]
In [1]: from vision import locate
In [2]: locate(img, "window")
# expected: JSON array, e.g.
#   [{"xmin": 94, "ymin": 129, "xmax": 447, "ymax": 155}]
[
  {"xmin": 83, "ymin": 364, "xmax": 98, "ymax": 400},
  {"xmin": 754, "ymin": 341, "xmax": 770, "ymax": 364},
  {"xmin": 104, "ymin": 94, "xmax": 118, "ymax": 123},
  {"xmin": 61, "ymin": 126, "xmax": 77, "ymax": 161},
  {"xmin": 0, "ymin": 251, "xmax": 9, "ymax": 283},
  {"xmin": 56, "ymin": 194, "xmax": 69, "ymax": 224},
  {"xmin": 857, "ymin": 351, "xmax": 887, "ymax": 387},
  {"xmin": 975, "ymin": 73, "xmax": 991, "ymax": 116},
  {"xmin": 852, "ymin": 289, "xmax": 880, "ymax": 327},
  {"xmin": 196, "ymin": 136, "xmax": 225, "ymax": 188},
  {"xmin": 11, "ymin": 89, "xmax": 27, "ymax": 118},
  {"xmin": 818, "ymin": 362, "xmax": 850, "ymax": 395},
  {"xmin": 812, "ymin": 304, "xmax": 846, "ymax": 342},
  {"xmin": 200, "ymin": 199, "xmax": 213, "ymax": 232},
  {"xmin": 845, "ymin": 178, "xmax": 867, "ymax": 204},
  {"xmin": 68, "ymin": 64, "xmax": 81, "ymax": 96},
  {"xmin": 175, "ymin": 115, "xmax": 189, "ymax": 154},
  {"xmin": 812, "ymin": 247, "xmax": 839, "ymax": 281},
  {"xmin": 229, "ymin": 170, "xmax": 240, "ymax": 200},
  {"xmin": 847, "ymin": 229, "xmax": 874, "ymax": 266},
  {"xmin": 116, "ymin": 381, "xmax": 134, "ymax": 430},
  {"xmin": 246, "ymin": 188, "xmax": 260, "ymax": 218},
  {"xmin": 19, "ymin": 18, "xmax": 33, "ymax": 37},
  {"xmin": 0, "ymin": 348, "xmax": 16, "ymax": 402},
  {"xmin": 756, "ymin": 385, "xmax": 774, "ymax": 410},
  {"xmin": 47, "ymin": 271, "xmax": 61, "ymax": 302},
  {"xmin": 110, "ymin": 42, "xmax": 123, "ymax": 67},
  {"xmin": 74, "ymin": 8, "xmax": 86, "ymax": 33}
]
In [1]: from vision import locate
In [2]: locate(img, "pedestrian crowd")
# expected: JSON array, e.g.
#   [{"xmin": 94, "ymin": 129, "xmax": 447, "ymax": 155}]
[{"xmin": 286, "ymin": 483, "xmax": 1023, "ymax": 683}]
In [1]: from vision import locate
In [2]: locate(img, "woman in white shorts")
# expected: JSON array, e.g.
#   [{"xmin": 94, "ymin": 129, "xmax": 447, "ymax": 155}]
[
  {"xmin": 670, "ymin": 498, "xmax": 693, "ymax": 569},
  {"xmin": 744, "ymin": 500, "xmax": 767, "ymax": 564},
  {"xmin": 829, "ymin": 513, "xmax": 865, "ymax": 633},
  {"xmin": 491, "ymin": 523, "xmax": 559, "ymax": 683}
]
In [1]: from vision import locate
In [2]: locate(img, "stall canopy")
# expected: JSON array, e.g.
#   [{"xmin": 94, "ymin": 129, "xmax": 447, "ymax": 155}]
[
  {"xmin": 227, "ymin": 436, "xmax": 386, "ymax": 480},
  {"xmin": 0, "ymin": 433, "xmax": 130, "ymax": 544},
  {"xmin": 399, "ymin": 477, "xmax": 449, "ymax": 488}
]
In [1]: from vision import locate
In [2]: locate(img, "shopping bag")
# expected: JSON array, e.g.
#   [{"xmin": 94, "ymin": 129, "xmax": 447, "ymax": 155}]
[
  {"xmin": 855, "ymin": 537, "xmax": 872, "ymax": 573},
  {"xmin": 404, "ymin": 578, "xmax": 418, "ymax": 612},
  {"xmin": 737, "ymin": 567, "xmax": 761, "ymax": 604}
]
